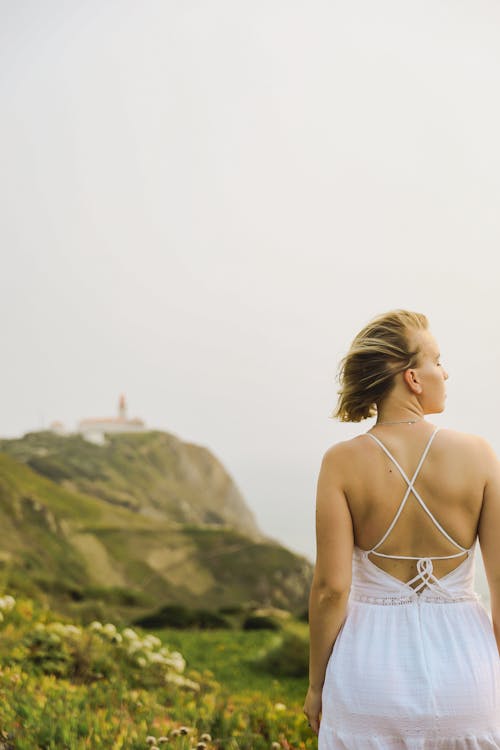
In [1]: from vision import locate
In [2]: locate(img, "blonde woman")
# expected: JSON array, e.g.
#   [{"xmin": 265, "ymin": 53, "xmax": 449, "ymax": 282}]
[{"xmin": 303, "ymin": 310, "xmax": 500, "ymax": 748}]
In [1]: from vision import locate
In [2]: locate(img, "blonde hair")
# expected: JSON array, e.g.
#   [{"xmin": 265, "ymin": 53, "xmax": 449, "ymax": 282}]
[{"xmin": 332, "ymin": 309, "xmax": 429, "ymax": 422}]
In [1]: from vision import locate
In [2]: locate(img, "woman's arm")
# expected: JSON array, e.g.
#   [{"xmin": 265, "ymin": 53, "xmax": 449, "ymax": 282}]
[
  {"xmin": 477, "ymin": 437, "xmax": 500, "ymax": 656},
  {"xmin": 303, "ymin": 443, "xmax": 354, "ymax": 734}
]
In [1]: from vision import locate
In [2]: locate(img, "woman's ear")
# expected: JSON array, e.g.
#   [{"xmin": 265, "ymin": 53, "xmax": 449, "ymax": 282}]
[{"xmin": 403, "ymin": 368, "xmax": 423, "ymax": 394}]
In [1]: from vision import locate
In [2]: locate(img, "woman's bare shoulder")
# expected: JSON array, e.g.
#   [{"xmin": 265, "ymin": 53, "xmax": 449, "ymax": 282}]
[
  {"xmin": 320, "ymin": 433, "xmax": 375, "ymax": 471},
  {"xmin": 435, "ymin": 427, "xmax": 495, "ymax": 455},
  {"xmin": 322, "ymin": 426, "xmax": 495, "ymax": 459}
]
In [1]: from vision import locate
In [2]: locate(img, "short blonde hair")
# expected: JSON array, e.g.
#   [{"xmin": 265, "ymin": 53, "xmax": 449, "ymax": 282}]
[{"xmin": 332, "ymin": 309, "xmax": 429, "ymax": 422}]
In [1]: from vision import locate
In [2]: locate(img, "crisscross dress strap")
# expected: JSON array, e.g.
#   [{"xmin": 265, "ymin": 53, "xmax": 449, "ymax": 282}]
[{"xmin": 366, "ymin": 427, "xmax": 469, "ymax": 561}]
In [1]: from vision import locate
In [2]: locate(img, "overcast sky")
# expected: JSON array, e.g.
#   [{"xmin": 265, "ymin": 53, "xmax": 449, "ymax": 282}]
[{"xmin": 1, "ymin": 0, "xmax": 499, "ymax": 605}]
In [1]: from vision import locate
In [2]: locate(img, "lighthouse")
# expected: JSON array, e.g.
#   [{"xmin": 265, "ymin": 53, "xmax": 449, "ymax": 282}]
[
  {"xmin": 118, "ymin": 393, "xmax": 127, "ymax": 420},
  {"xmin": 75, "ymin": 395, "xmax": 146, "ymax": 444}
]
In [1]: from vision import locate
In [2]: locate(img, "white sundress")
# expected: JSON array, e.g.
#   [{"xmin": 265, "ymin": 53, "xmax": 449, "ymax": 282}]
[{"xmin": 318, "ymin": 426, "xmax": 500, "ymax": 749}]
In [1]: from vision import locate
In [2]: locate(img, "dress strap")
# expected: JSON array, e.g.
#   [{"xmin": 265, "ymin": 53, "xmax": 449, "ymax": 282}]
[{"xmin": 366, "ymin": 427, "xmax": 469, "ymax": 557}]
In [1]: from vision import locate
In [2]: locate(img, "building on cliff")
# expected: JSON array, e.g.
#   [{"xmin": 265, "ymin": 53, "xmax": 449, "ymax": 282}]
[{"xmin": 49, "ymin": 395, "xmax": 146, "ymax": 445}]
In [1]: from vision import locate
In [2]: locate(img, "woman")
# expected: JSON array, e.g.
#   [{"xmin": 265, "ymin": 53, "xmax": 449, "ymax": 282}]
[{"xmin": 303, "ymin": 309, "xmax": 500, "ymax": 748}]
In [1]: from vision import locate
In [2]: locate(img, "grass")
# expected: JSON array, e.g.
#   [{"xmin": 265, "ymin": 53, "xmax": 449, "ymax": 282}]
[{"xmin": 154, "ymin": 626, "xmax": 309, "ymax": 703}]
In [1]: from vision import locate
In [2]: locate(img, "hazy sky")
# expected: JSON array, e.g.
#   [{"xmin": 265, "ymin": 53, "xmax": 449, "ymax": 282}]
[{"xmin": 1, "ymin": 0, "xmax": 500, "ymax": 599}]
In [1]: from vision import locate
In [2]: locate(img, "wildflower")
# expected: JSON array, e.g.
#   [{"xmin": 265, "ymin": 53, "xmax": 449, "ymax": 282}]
[
  {"xmin": 200, "ymin": 733, "xmax": 212, "ymax": 742},
  {"xmin": 146, "ymin": 737, "xmax": 157, "ymax": 745},
  {"xmin": 126, "ymin": 640, "xmax": 143, "ymax": 654},
  {"xmin": 65, "ymin": 624, "xmax": 82, "ymax": 637},
  {"xmin": 271, "ymin": 743, "xmax": 281, "ymax": 749},
  {"xmin": 136, "ymin": 657, "xmax": 147, "ymax": 668},
  {"xmin": 89, "ymin": 621, "xmax": 103, "ymax": 631},
  {"xmin": 158, "ymin": 738, "xmax": 169, "ymax": 744},
  {"xmin": 196, "ymin": 743, "xmax": 207, "ymax": 750},
  {"xmin": 0, "ymin": 595, "xmax": 15, "ymax": 611},
  {"xmin": 170, "ymin": 729, "xmax": 181, "ymax": 737},
  {"xmin": 179, "ymin": 726, "xmax": 190, "ymax": 735},
  {"xmin": 274, "ymin": 702, "xmax": 286, "ymax": 711},
  {"xmin": 164, "ymin": 673, "xmax": 200, "ymax": 691},
  {"xmin": 146, "ymin": 651, "xmax": 166, "ymax": 664},
  {"xmin": 102, "ymin": 622, "xmax": 117, "ymax": 636},
  {"xmin": 143, "ymin": 634, "xmax": 162, "ymax": 648},
  {"xmin": 122, "ymin": 627, "xmax": 139, "ymax": 640},
  {"xmin": 160, "ymin": 651, "xmax": 185, "ymax": 672}
]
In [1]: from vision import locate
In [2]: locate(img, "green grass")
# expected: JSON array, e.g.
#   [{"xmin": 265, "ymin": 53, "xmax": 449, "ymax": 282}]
[{"xmin": 155, "ymin": 625, "xmax": 309, "ymax": 703}]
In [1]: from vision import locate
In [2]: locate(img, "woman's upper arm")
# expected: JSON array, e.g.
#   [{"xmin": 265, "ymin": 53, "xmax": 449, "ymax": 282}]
[
  {"xmin": 477, "ymin": 437, "xmax": 500, "ymax": 605},
  {"xmin": 312, "ymin": 443, "xmax": 354, "ymax": 596}
]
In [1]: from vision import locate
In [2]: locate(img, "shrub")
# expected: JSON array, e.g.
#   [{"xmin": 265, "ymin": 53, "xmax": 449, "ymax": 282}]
[
  {"xmin": 297, "ymin": 608, "xmax": 309, "ymax": 622},
  {"xmin": 134, "ymin": 605, "xmax": 231, "ymax": 630},
  {"xmin": 134, "ymin": 604, "xmax": 196, "ymax": 629},
  {"xmin": 195, "ymin": 609, "xmax": 231, "ymax": 629},
  {"xmin": 256, "ymin": 631, "xmax": 309, "ymax": 677},
  {"xmin": 217, "ymin": 604, "xmax": 246, "ymax": 615},
  {"xmin": 242, "ymin": 615, "xmax": 280, "ymax": 631}
]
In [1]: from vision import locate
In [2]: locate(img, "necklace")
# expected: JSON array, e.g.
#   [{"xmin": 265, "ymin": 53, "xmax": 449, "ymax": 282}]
[{"xmin": 375, "ymin": 418, "xmax": 424, "ymax": 425}]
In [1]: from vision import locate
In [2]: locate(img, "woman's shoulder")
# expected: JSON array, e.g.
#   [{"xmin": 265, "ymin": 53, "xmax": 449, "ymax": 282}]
[
  {"xmin": 432, "ymin": 427, "xmax": 495, "ymax": 457},
  {"xmin": 322, "ymin": 425, "xmax": 494, "ymax": 461}
]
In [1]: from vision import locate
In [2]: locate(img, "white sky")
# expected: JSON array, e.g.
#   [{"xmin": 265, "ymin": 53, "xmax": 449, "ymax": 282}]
[{"xmin": 1, "ymin": 0, "xmax": 499, "ymax": 602}]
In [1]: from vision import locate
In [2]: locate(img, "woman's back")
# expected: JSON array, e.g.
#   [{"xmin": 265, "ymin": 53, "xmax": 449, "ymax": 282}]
[{"xmin": 341, "ymin": 424, "xmax": 485, "ymax": 586}]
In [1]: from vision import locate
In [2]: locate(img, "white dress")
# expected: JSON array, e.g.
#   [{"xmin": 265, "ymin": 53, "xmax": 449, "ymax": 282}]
[{"xmin": 318, "ymin": 427, "xmax": 500, "ymax": 749}]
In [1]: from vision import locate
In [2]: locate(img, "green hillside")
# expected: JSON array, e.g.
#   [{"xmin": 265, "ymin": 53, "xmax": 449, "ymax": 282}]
[
  {"xmin": 0, "ymin": 430, "xmax": 261, "ymax": 536},
  {"xmin": 0, "ymin": 431, "xmax": 313, "ymax": 623}
]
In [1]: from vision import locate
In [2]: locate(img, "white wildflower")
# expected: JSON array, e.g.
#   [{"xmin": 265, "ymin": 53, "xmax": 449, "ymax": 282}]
[
  {"xmin": 0, "ymin": 595, "xmax": 15, "ymax": 612},
  {"xmin": 89, "ymin": 621, "xmax": 103, "ymax": 631},
  {"xmin": 126, "ymin": 640, "xmax": 143, "ymax": 654},
  {"xmin": 162, "ymin": 652, "xmax": 185, "ymax": 672},
  {"xmin": 146, "ymin": 652, "xmax": 166, "ymax": 664},
  {"xmin": 164, "ymin": 673, "xmax": 200, "ymax": 691},
  {"xmin": 143, "ymin": 634, "xmax": 161, "ymax": 648},
  {"xmin": 48, "ymin": 623, "xmax": 80, "ymax": 639},
  {"xmin": 122, "ymin": 627, "xmax": 138, "ymax": 640}
]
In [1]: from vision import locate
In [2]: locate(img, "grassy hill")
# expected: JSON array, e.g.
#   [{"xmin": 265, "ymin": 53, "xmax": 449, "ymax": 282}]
[
  {"xmin": 0, "ymin": 431, "xmax": 313, "ymax": 623},
  {"xmin": 0, "ymin": 430, "xmax": 262, "ymax": 536}
]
